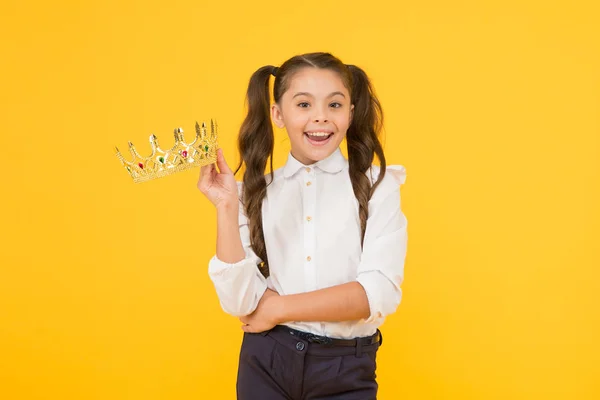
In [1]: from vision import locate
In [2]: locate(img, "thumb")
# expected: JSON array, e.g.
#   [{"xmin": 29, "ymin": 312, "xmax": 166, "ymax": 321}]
[{"xmin": 216, "ymin": 148, "xmax": 233, "ymax": 175}]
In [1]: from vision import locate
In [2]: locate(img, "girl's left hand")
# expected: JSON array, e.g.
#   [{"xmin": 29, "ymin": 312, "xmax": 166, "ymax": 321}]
[{"xmin": 239, "ymin": 289, "xmax": 283, "ymax": 333}]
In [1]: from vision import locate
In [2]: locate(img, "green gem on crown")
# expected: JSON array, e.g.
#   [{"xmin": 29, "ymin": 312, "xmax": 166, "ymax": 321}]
[
  {"xmin": 158, "ymin": 156, "xmax": 165, "ymax": 163},
  {"xmin": 204, "ymin": 145, "xmax": 209, "ymax": 151}
]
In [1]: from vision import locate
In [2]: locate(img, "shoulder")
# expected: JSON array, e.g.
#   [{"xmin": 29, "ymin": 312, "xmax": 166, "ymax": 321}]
[
  {"xmin": 367, "ymin": 164, "xmax": 407, "ymax": 204},
  {"xmin": 367, "ymin": 164, "xmax": 406, "ymax": 185}
]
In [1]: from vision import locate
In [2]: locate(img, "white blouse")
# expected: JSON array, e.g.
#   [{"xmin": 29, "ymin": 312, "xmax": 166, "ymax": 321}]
[{"xmin": 208, "ymin": 147, "xmax": 407, "ymax": 339}]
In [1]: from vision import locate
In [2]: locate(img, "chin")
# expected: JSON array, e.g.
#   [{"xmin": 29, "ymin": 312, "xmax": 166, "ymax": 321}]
[
  {"xmin": 299, "ymin": 145, "xmax": 338, "ymax": 164},
  {"xmin": 307, "ymin": 146, "xmax": 334, "ymax": 157}
]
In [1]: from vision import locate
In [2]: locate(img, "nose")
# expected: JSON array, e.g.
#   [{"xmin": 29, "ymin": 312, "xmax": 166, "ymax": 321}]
[{"xmin": 312, "ymin": 108, "xmax": 329, "ymax": 123}]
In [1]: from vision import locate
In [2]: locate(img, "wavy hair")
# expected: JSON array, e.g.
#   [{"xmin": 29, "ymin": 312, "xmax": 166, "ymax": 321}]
[{"xmin": 235, "ymin": 52, "xmax": 386, "ymax": 277}]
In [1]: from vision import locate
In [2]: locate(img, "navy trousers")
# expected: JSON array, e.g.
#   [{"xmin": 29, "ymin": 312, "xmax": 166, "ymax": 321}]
[{"xmin": 236, "ymin": 325, "xmax": 381, "ymax": 400}]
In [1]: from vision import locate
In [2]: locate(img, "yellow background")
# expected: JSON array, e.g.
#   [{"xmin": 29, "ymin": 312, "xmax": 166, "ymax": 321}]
[{"xmin": 1, "ymin": 0, "xmax": 599, "ymax": 398}]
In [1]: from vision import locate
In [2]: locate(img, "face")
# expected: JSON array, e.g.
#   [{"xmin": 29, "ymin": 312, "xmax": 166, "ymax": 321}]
[{"xmin": 271, "ymin": 67, "xmax": 354, "ymax": 165}]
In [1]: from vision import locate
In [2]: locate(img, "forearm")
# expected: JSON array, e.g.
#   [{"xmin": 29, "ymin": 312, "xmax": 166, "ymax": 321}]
[
  {"xmin": 210, "ymin": 203, "xmax": 268, "ymax": 317},
  {"xmin": 277, "ymin": 282, "xmax": 371, "ymax": 323},
  {"xmin": 216, "ymin": 203, "xmax": 245, "ymax": 263}
]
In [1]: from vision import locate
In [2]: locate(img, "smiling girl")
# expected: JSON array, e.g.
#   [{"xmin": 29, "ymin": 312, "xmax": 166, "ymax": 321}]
[{"xmin": 198, "ymin": 52, "xmax": 408, "ymax": 400}]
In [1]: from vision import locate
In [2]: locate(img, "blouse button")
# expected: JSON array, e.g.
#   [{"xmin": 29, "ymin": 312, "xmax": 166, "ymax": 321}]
[
  {"xmin": 306, "ymin": 256, "xmax": 312, "ymax": 261},
  {"xmin": 306, "ymin": 181, "xmax": 312, "ymax": 186},
  {"xmin": 305, "ymin": 167, "xmax": 311, "ymax": 172},
  {"xmin": 306, "ymin": 216, "xmax": 312, "ymax": 221}
]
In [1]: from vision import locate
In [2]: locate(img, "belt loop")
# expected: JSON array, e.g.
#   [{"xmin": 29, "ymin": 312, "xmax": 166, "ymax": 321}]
[{"xmin": 355, "ymin": 338, "xmax": 363, "ymax": 357}]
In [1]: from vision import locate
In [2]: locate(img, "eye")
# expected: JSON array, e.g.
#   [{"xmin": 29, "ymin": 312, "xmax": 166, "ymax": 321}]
[
  {"xmin": 330, "ymin": 102, "xmax": 342, "ymax": 108},
  {"xmin": 297, "ymin": 102, "xmax": 310, "ymax": 108}
]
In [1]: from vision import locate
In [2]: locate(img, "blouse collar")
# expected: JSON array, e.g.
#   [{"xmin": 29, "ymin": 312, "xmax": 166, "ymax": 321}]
[{"xmin": 283, "ymin": 147, "xmax": 348, "ymax": 178}]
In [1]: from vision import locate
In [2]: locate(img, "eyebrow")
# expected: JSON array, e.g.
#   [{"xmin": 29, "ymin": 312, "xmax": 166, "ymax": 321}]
[{"xmin": 292, "ymin": 91, "xmax": 346, "ymax": 99}]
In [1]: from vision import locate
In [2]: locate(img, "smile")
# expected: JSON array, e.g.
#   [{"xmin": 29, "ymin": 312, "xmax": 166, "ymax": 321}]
[{"xmin": 304, "ymin": 131, "xmax": 334, "ymax": 146}]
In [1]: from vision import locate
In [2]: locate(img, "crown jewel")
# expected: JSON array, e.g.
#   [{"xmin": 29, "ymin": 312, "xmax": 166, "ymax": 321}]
[{"xmin": 115, "ymin": 120, "xmax": 219, "ymax": 183}]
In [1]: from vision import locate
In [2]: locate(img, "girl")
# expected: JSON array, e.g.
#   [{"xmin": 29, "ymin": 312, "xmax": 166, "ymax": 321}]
[{"xmin": 198, "ymin": 52, "xmax": 407, "ymax": 400}]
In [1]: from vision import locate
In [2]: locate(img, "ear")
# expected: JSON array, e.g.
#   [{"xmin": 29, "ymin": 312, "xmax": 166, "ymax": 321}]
[
  {"xmin": 271, "ymin": 103, "xmax": 285, "ymax": 129},
  {"xmin": 350, "ymin": 104, "xmax": 355, "ymax": 124}
]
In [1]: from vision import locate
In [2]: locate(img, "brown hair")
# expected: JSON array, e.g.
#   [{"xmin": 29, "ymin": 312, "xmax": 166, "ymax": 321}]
[{"xmin": 234, "ymin": 52, "xmax": 386, "ymax": 277}]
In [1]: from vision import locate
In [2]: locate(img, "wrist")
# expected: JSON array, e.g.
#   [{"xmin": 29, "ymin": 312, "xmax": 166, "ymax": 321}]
[
  {"xmin": 270, "ymin": 295, "xmax": 287, "ymax": 325},
  {"xmin": 216, "ymin": 200, "xmax": 238, "ymax": 215}
]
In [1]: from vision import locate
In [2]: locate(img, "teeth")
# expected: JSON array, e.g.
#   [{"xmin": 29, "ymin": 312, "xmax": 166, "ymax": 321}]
[{"xmin": 306, "ymin": 132, "xmax": 332, "ymax": 137}]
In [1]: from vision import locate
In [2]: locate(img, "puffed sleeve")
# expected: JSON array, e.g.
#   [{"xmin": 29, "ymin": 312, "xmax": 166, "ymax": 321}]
[
  {"xmin": 207, "ymin": 182, "xmax": 268, "ymax": 317},
  {"xmin": 356, "ymin": 165, "xmax": 407, "ymax": 323}
]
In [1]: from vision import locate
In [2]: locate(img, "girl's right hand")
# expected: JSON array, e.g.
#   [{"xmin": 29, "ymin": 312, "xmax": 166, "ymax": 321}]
[{"xmin": 197, "ymin": 148, "xmax": 239, "ymax": 210}]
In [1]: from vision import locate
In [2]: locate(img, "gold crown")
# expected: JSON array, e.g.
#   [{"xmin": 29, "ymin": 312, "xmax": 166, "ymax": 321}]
[{"xmin": 115, "ymin": 120, "xmax": 219, "ymax": 183}]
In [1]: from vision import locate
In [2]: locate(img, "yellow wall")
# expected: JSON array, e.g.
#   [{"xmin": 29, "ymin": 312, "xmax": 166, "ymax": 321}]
[{"xmin": 1, "ymin": 0, "xmax": 599, "ymax": 398}]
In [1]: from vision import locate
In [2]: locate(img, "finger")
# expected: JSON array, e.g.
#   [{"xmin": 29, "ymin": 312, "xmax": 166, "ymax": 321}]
[
  {"xmin": 199, "ymin": 163, "xmax": 214, "ymax": 179},
  {"xmin": 241, "ymin": 324, "xmax": 252, "ymax": 333},
  {"xmin": 198, "ymin": 163, "xmax": 215, "ymax": 189},
  {"xmin": 216, "ymin": 148, "xmax": 233, "ymax": 175},
  {"xmin": 239, "ymin": 316, "xmax": 249, "ymax": 324}
]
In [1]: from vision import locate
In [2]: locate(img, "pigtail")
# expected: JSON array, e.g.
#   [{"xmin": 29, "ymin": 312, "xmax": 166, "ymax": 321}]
[
  {"xmin": 234, "ymin": 65, "xmax": 277, "ymax": 278},
  {"xmin": 346, "ymin": 64, "xmax": 387, "ymax": 247}
]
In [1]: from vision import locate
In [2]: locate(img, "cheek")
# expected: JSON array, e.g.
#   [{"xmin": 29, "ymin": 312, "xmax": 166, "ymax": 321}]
[
  {"xmin": 335, "ymin": 113, "xmax": 352, "ymax": 130},
  {"xmin": 286, "ymin": 114, "xmax": 309, "ymax": 132}
]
